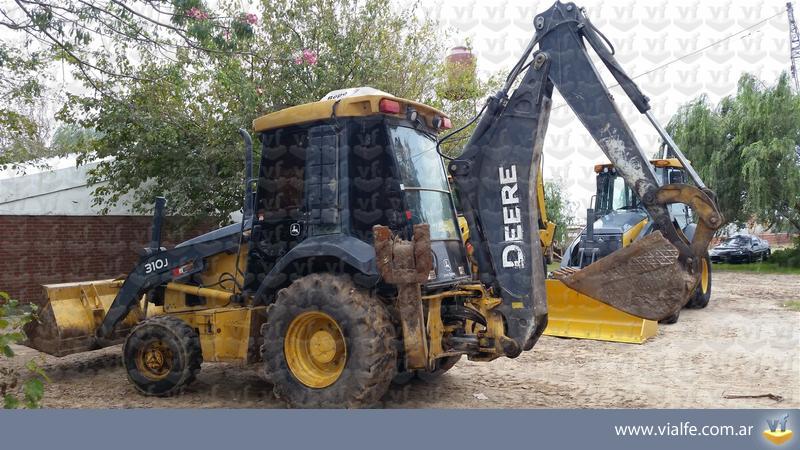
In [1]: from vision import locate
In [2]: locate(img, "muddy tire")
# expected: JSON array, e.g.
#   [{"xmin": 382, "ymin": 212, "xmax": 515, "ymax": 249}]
[
  {"xmin": 659, "ymin": 310, "xmax": 680, "ymax": 324},
  {"xmin": 261, "ymin": 274, "xmax": 397, "ymax": 408},
  {"xmin": 686, "ymin": 254, "xmax": 712, "ymax": 309},
  {"xmin": 122, "ymin": 315, "xmax": 202, "ymax": 397},
  {"xmin": 416, "ymin": 355, "xmax": 462, "ymax": 382}
]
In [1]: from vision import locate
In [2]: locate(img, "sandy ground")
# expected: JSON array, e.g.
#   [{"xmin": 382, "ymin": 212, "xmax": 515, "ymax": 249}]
[{"xmin": 3, "ymin": 271, "xmax": 798, "ymax": 408}]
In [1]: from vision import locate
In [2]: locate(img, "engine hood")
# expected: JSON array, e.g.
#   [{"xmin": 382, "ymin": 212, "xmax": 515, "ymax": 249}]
[{"xmin": 586, "ymin": 210, "xmax": 648, "ymax": 235}]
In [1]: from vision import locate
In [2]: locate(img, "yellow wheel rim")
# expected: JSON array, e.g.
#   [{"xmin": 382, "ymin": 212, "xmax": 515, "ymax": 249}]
[
  {"xmin": 135, "ymin": 340, "xmax": 173, "ymax": 381},
  {"xmin": 284, "ymin": 311, "xmax": 346, "ymax": 388},
  {"xmin": 700, "ymin": 258, "xmax": 709, "ymax": 293}
]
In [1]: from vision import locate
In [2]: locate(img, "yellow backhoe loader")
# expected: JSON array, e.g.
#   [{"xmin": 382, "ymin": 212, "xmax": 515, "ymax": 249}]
[
  {"xmin": 546, "ymin": 157, "xmax": 713, "ymax": 343},
  {"xmin": 20, "ymin": 2, "xmax": 721, "ymax": 407}
]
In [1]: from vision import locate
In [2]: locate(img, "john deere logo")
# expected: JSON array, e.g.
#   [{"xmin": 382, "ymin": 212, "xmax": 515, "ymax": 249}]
[{"xmin": 763, "ymin": 414, "xmax": 793, "ymax": 446}]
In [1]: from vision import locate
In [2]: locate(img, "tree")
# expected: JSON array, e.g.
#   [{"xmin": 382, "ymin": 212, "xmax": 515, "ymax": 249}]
[
  {"xmin": 668, "ymin": 73, "xmax": 800, "ymax": 234},
  {"xmin": 1, "ymin": 0, "xmax": 502, "ymax": 223},
  {"xmin": 543, "ymin": 179, "xmax": 576, "ymax": 248},
  {"xmin": 38, "ymin": 0, "xmax": 449, "ymax": 223},
  {"xmin": 430, "ymin": 42, "xmax": 503, "ymax": 158},
  {"xmin": 0, "ymin": 0, "xmax": 257, "ymax": 91},
  {"xmin": 0, "ymin": 42, "xmax": 51, "ymax": 170}
]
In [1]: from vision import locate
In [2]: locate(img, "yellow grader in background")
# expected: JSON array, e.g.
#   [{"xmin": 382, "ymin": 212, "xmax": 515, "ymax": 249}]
[{"xmin": 22, "ymin": 1, "xmax": 721, "ymax": 407}]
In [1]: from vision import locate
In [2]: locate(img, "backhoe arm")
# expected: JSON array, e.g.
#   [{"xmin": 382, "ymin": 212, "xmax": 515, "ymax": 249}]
[{"xmin": 448, "ymin": 1, "xmax": 722, "ymax": 355}]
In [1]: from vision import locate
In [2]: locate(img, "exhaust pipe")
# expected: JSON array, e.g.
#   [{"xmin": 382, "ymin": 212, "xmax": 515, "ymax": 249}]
[
  {"xmin": 239, "ymin": 128, "xmax": 255, "ymax": 223},
  {"xmin": 144, "ymin": 197, "xmax": 166, "ymax": 256}
]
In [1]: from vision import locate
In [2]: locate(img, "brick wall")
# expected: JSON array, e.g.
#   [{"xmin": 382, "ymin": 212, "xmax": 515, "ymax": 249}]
[
  {"xmin": 0, "ymin": 216, "xmax": 213, "ymax": 305},
  {"xmin": 757, "ymin": 233, "xmax": 797, "ymax": 247}
]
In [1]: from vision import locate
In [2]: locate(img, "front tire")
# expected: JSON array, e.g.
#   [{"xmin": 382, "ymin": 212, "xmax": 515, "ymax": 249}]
[
  {"xmin": 416, "ymin": 355, "xmax": 462, "ymax": 382},
  {"xmin": 123, "ymin": 316, "xmax": 202, "ymax": 397},
  {"xmin": 261, "ymin": 274, "xmax": 397, "ymax": 408}
]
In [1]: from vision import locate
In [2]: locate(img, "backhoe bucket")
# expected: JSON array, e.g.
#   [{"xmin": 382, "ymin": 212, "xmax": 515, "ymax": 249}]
[
  {"xmin": 544, "ymin": 279, "xmax": 657, "ymax": 344},
  {"xmin": 554, "ymin": 231, "xmax": 696, "ymax": 321},
  {"xmin": 24, "ymin": 280, "xmax": 144, "ymax": 357}
]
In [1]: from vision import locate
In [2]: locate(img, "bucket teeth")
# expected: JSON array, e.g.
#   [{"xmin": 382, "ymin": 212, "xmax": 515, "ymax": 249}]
[{"xmin": 554, "ymin": 231, "xmax": 697, "ymax": 321}]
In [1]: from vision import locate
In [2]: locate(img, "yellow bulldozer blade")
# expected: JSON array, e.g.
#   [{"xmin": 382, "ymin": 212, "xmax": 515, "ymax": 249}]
[
  {"xmin": 554, "ymin": 231, "xmax": 696, "ymax": 321},
  {"xmin": 24, "ymin": 279, "xmax": 144, "ymax": 357},
  {"xmin": 544, "ymin": 279, "xmax": 657, "ymax": 344}
]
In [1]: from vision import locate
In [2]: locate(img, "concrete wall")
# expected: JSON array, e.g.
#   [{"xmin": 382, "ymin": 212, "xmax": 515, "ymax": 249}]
[{"xmin": 0, "ymin": 159, "xmax": 136, "ymax": 216}]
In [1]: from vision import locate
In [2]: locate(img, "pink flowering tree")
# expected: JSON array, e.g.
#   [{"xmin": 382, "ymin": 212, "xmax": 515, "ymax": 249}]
[{"xmin": 12, "ymin": 0, "xmax": 447, "ymax": 223}]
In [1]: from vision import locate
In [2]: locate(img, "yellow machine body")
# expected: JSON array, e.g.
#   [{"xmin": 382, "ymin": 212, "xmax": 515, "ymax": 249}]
[
  {"xmin": 152, "ymin": 305, "xmax": 266, "ymax": 364},
  {"xmin": 25, "ymin": 247, "xmax": 264, "ymax": 363},
  {"xmin": 25, "ymin": 279, "xmax": 144, "ymax": 357},
  {"xmin": 543, "ymin": 207, "xmax": 657, "ymax": 343},
  {"xmin": 540, "ymin": 158, "xmax": 688, "ymax": 344},
  {"xmin": 544, "ymin": 279, "xmax": 657, "ymax": 344}
]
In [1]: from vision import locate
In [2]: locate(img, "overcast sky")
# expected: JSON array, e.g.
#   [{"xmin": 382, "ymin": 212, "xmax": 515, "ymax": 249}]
[
  {"xmin": 422, "ymin": 0, "xmax": 791, "ymax": 218},
  {"xmin": 2, "ymin": 0, "xmax": 793, "ymax": 218}
]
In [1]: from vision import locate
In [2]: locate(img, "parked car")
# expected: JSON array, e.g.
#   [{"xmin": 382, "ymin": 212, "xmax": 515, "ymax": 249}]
[{"xmin": 709, "ymin": 235, "xmax": 771, "ymax": 263}]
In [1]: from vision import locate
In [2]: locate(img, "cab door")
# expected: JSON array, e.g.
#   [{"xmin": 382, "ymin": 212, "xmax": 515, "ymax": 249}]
[{"xmin": 251, "ymin": 126, "xmax": 308, "ymax": 273}]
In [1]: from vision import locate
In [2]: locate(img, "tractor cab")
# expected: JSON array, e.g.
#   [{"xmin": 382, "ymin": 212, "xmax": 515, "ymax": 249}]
[
  {"xmin": 563, "ymin": 158, "xmax": 694, "ymax": 269},
  {"xmin": 247, "ymin": 87, "xmax": 470, "ymax": 298}
]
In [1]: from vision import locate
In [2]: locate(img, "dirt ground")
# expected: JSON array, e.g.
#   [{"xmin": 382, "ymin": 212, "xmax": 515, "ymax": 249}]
[{"xmin": 3, "ymin": 271, "xmax": 799, "ymax": 408}]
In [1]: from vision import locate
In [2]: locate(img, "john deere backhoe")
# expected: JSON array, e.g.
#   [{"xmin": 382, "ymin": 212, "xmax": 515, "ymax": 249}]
[{"xmin": 22, "ymin": 1, "xmax": 721, "ymax": 407}]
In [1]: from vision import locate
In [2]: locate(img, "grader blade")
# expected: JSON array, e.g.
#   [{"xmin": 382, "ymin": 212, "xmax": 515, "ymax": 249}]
[
  {"xmin": 544, "ymin": 279, "xmax": 657, "ymax": 344},
  {"xmin": 23, "ymin": 280, "xmax": 144, "ymax": 357},
  {"xmin": 554, "ymin": 232, "xmax": 696, "ymax": 321}
]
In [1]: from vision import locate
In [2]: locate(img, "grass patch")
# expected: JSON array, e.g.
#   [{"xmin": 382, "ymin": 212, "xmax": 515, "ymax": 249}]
[
  {"xmin": 547, "ymin": 262, "xmax": 561, "ymax": 273},
  {"xmin": 713, "ymin": 261, "xmax": 800, "ymax": 275},
  {"xmin": 783, "ymin": 301, "xmax": 800, "ymax": 312}
]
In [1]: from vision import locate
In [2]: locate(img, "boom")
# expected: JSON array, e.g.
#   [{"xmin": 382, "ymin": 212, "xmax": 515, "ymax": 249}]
[{"xmin": 448, "ymin": 1, "xmax": 722, "ymax": 356}]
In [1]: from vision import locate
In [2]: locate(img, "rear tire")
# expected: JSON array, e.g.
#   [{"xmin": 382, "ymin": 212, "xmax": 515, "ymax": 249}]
[
  {"xmin": 659, "ymin": 310, "xmax": 680, "ymax": 324},
  {"xmin": 686, "ymin": 254, "xmax": 712, "ymax": 309},
  {"xmin": 261, "ymin": 274, "xmax": 397, "ymax": 408},
  {"xmin": 123, "ymin": 315, "xmax": 202, "ymax": 397}
]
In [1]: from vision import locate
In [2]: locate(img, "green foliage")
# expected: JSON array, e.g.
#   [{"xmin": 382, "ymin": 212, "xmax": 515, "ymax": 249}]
[
  {"xmin": 0, "ymin": 42, "xmax": 51, "ymax": 169},
  {"xmin": 768, "ymin": 237, "xmax": 800, "ymax": 268},
  {"xmin": 668, "ymin": 73, "xmax": 800, "ymax": 233},
  {"xmin": 49, "ymin": 0, "xmax": 449, "ymax": 224},
  {"xmin": 714, "ymin": 261, "xmax": 800, "ymax": 275},
  {"xmin": 543, "ymin": 179, "xmax": 576, "ymax": 247},
  {"xmin": 257, "ymin": 0, "xmax": 444, "ymax": 107},
  {"xmin": 3, "ymin": 0, "xmax": 499, "ymax": 223},
  {"xmin": 50, "ymin": 124, "xmax": 102, "ymax": 156},
  {"xmin": 784, "ymin": 300, "xmax": 800, "ymax": 312},
  {"xmin": 0, "ymin": 293, "xmax": 47, "ymax": 409},
  {"xmin": 431, "ymin": 69, "xmax": 504, "ymax": 158}
]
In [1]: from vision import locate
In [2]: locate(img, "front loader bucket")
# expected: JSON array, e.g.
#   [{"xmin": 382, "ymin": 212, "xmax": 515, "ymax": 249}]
[
  {"xmin": 24, "ymin": 280, "xmax": 144, "ymax": 356},
  {"xmin": 544, "ymin": 279, "xmax": 657, "ymax": 344},
  {"xmin": 554, "ymin": 231, "xmax": 696, "ymax": 321}
]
